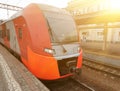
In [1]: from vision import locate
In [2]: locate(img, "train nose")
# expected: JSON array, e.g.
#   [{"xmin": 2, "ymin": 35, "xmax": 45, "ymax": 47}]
[
  {"xmin": 66, "ymin": 60, "xmax": 81, "ymax": 75},
  {"xmin": 69, "ymin": 66, "xmax": 82, "ymax": 75},
  {"xmin": 69, "ymin": 66, "xmax": 76, "ymax": 73}
]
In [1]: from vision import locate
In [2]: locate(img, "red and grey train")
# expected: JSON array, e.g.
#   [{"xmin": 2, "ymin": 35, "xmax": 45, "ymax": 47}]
[{"xmin": 0, "ymin": 3, "xmax": 82, "ymax": 80}]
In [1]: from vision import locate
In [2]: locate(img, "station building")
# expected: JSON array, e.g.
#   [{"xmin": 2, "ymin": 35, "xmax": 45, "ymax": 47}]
[{"xmin": 67, "ymin": 0, "xmax": 120, "ymax": 54}]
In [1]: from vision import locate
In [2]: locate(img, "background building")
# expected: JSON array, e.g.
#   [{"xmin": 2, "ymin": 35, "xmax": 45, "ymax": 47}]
[
  {"xmin": 67, "ymin": 0, "xmax": 120, "ymax": 54},
  {"xmin": 67, "ymin": 0, "xmax": 120, "ymax": 15}
]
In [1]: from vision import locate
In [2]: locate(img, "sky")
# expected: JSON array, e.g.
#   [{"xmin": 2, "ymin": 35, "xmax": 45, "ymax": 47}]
[{"xmin": 0, "ymin": 0, "xmax": 71, "ymax": 19}]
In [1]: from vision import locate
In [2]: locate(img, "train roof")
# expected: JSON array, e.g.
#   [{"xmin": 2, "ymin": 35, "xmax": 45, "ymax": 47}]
[{"xmin": 38, "ymin": 4, "xmax": 70, "ymax": 15}]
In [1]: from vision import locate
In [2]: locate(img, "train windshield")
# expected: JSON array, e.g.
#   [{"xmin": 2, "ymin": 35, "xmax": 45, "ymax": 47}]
[{"xmin": 39, "ymin": 4, "xmax": 78, "ymax": 43}]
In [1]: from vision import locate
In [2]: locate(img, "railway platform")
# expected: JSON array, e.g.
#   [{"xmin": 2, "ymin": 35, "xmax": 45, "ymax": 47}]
[
  {"xmin": 83, "ymin": 49, "xmax": 120, "ymax": 68},
  {"xmin": 0, "ymin": 44, "xmax": 49, "ymax": 91}
]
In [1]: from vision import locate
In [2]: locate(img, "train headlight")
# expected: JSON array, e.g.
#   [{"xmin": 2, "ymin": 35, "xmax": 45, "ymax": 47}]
[
  {"xmin": 73, "ymin": 46, "xmax": 81, "ymax": 53},
  {"xmin": 78, "ymin": 47, "xmax": 81, "ymax": 52},
  {"xmin": 44, "ymin": 48, "xmax": 55, "ymax": 54}
]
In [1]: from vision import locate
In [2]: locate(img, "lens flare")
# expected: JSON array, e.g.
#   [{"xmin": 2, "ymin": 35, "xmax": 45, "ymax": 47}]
[{"xmin": 109, "ymin": 0, "xmax": 120, "ymax": 10}]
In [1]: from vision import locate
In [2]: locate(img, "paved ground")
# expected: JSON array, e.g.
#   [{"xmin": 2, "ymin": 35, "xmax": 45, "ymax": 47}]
[{"xmin": 0, "ymin": 44, "xmax": 49, "ymax": 91}]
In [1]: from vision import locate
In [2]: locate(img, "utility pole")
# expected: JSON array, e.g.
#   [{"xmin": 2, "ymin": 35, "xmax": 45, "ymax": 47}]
[{"xmin": 103, "ymin": 22, "xmax": 108, "ymax": 51}]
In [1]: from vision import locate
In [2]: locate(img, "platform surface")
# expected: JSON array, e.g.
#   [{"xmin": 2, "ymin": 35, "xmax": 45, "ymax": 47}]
[{"xmin": 0, "ymin": 44, "xmax": 49, "ymax": 91}]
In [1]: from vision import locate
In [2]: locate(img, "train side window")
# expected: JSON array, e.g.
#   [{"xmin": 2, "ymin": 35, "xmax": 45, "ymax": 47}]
[
  {"xmin": 3, "ymin": 29, "xmax": 6, "ymax": 37},
  {"xmin": 2, "ymin": 30, "xmax": 5, "ymax": 38},
  {"xmin": 6, "ymin": 29, "xmax": 10, "ymax": 41},
  {"xmin": 18, "ymin": 28, "xmax": 22, "ymax": 39},
  {"xmin": 0, "ymin": 30, "xmax": 2, "ymax": 38}
]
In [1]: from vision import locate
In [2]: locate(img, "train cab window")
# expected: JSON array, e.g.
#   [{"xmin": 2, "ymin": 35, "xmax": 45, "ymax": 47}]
[
  {"xmin": 6, "ymin": 29, "xmax": 10, "ymax": 41},
  {"xmin": 18, "ymin": 28, "xmax": 22, "ymax": 39}
]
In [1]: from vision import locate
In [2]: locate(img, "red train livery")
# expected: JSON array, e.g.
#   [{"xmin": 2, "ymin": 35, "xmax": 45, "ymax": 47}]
[{"xmin": 0, "ymin": 3, "xmax": 82, "ymax": 80}]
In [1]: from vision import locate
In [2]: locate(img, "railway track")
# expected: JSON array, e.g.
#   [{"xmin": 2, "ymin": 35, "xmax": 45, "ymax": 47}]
[
  {"xmin": 42, "ymin": 78, "xmax": 94, "ymax": 91},
  {"xmin": 75, "ymin": 79, "xmax": 95, "ymax": 91},
  {"xmin": 83, "ymin": 58, "xmax": 120, "ymax": 78}
]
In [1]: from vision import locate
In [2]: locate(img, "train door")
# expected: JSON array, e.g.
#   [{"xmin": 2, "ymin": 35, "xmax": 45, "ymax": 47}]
[
  {"xmin": 6, "ymin": 21, "xmax": 20, "ymax": 54},
  {"xmin": 13, "ymin": 16, "xmax": 28, "ymax": 60},
  {"xmin": 0, "ymin": 25, "xmax": 4, "ymax": 44}
]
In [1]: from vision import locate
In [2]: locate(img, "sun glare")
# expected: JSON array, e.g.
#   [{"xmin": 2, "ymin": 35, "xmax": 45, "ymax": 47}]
[{"xmin": 109, "ymin": 0, "xmax": 120, "ymax": 10}]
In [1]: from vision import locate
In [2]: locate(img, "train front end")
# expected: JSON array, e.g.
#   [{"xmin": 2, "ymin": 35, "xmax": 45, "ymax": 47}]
[
  {"xmin": 23, "ymin": 4, "xmax": 82, "ymax": 80},
  {"xmin": 39, "ymin": 4, "xmax": 82, "ymax": 79}
]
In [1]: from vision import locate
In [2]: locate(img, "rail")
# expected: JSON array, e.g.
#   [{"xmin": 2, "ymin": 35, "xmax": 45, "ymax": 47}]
[
  {"xmin": 42, "ymin": 77, "xmax": 95, "ymax": 91},
  {"xmin": 83, "ymin": 58, "xmax": 120, "ymax": 78}
]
